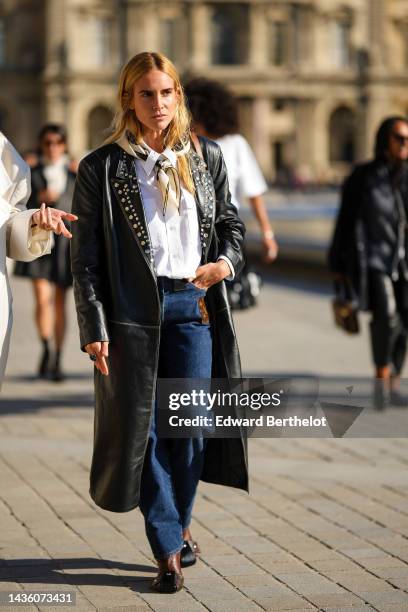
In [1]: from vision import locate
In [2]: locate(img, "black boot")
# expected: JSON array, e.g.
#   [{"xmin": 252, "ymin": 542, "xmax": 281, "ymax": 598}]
[
  {"xmin": 51, "ymin": 350, "xmax": 65, "ymax": 382},
  {"xmin": 38, "ymin": 339, "xmax": 50, "ymax": 379},
  {"xmin": 373, "ymin": 379, "xmax": 389, "ymax": 411}
]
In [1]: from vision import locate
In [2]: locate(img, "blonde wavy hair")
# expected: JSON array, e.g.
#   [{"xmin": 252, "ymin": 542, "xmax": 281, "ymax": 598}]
[{"xmin": 106, "ymin": 51, "xmax": 194, "ymax": 193}]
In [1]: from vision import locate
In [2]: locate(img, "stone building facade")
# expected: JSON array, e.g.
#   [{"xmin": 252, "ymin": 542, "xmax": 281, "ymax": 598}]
[{"xmin": 1, "ymin": 0, "xmax": 408, "ymax": 182}]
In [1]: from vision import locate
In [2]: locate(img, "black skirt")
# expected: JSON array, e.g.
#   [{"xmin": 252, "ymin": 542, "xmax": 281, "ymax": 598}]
[{"xmin": 14, "ymin": 232, "xmax": 72, "ymax": 288}]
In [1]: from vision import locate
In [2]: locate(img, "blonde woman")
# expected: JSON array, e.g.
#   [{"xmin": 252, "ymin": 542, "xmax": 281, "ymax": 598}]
[{"xmin": 71, "ymin": 52, "xmax": 247, "ymax": 593}]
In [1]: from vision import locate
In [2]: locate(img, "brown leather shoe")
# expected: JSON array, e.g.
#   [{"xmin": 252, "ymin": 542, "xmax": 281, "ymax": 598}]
[
  {"xmin": 151, "ymin": 552, "xmax": 184, "ymax": 594},
  {"xmin": 151, "ymin": 570, "xmax": 184, "ymax": 593}
]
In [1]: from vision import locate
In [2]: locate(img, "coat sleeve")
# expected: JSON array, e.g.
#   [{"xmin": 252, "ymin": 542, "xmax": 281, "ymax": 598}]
[
  {"xmin": 6, "ymin": 207, "xmax": 52, "ymax": 261},
  {"xmin": 328, "ymin": 166, "xmax": 363, "ymax": 274},
  {"xmin": 203, "ymin": 139, "xmax": 246, "ymax": 276},
  {"xmin": 0, "ymin": 136, "xmax": 52, "ymax": 260},
  {"xmin": 70, "ymin": 155, "xmax": 110, "ymax": 350}
]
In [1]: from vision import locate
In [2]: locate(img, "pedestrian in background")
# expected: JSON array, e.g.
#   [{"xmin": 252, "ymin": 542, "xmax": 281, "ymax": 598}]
[
  {"xmin": 0, "ymin": 132, "xmax": 76, "ymax": 388},
  {"xmin": 184, "ymin": 77, "xmax": 278, "ymax": 308},
  {"xmin": 71, "ymin": 51, "xmax": 247, "ymax": 594},
  {"xmin": 329, "ymin": 116, "xmax": 408, "ymax": 410},
  {"xmin": 15, "ymin": 124, "xmax": 76, "ymax": 381}
]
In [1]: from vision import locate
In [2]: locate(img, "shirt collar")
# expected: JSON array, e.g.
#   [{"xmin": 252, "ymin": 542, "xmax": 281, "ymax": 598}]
[
  {"xmin": 139, "ymin": 142, "xmax": 177, "ymax": 177},
  {"xmin": 115, "ymin": 134, "xmax": 177, "ymax": 177}
]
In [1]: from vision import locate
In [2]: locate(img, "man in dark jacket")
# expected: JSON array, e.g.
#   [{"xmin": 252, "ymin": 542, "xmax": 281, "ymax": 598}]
[{"xmin": 329, "ymin": 116, "xmax": 408, "ymax": 410}]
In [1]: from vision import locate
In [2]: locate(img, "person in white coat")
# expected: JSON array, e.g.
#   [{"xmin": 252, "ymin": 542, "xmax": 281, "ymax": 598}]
[{"xmin": 0, "ymin": 132, "xmax": 77, "ymax": 387}]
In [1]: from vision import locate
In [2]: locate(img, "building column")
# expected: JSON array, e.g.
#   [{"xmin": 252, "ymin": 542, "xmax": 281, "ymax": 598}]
[
  {"xmin": 295, "ymin": 99, "xmax": 316, "ymax": 180},
  {"xmin": 250, "ymin": 97, "xmax": 272, "ymax": 179},
  {"xmin": 188, "ymin": 4, "xmax": 211, "ymax": 70},
  {"xmin": 44, "ymin": 0, "xmax": 67, "ymax": 77},
  {"xmin": 369, "ymin": 0, "xmax": 387, "ymax": 71},
  {"xmin": 312, "ymin": 9, "xmax": 330, "ymax": 70},
  {"xmin": 43, "ymin": 0, "xmax": 69, "ymax": 126},
  {"xmin": 249, "ymin": 4, "xmax": 267, "ymax": 68},
  {"xmin": 313, "ymin": 99, "xmax": 330, "ymax": 182},
  {"xmin": 126, "ymin": 5, "xmax": 159, "ymax": 55},
  {"xmin": 363, "ymin": 86, "xmax": 392, "ymax": 157},
  {"xmin": 67, "ymin": 87, "xmax": 89, "ymax": 159}
]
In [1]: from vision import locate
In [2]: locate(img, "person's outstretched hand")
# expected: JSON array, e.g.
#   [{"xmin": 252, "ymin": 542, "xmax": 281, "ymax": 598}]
[{"xmin": 31, "ymin": 202, "xmax": 78, "ymax": 239}]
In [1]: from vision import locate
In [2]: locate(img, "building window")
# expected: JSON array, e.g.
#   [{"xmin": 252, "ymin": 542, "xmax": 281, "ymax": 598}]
[
  {"xmin": 329, "ymin": 106, "xmax": 355, "ymax": 163},
  {"xmin": 273, "ymin": 98, "xmax": 286, "ymax": 111},
  {"xmin": 211, "ymin": 4, "xmax": 249, "ymax": 65},
  {"xmin": 0, "ymin": 19, "xmax": 6, "ymax": 67},
  {"xmin": 331, "ymin": 17, "xmax": 352, "ymax": 68},
  {"xmin": 268, "ymin": 21, "xmax": 288, "ymax": 66},
  {"xmin": 89, "ymin": 17, "xmax": 113, "ymax": 67}
]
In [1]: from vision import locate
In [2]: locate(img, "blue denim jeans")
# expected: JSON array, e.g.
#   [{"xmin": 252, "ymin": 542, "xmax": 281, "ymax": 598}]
[{"xmin": 139, "ymin": 278, "xmax": 212, "ymax": 560}]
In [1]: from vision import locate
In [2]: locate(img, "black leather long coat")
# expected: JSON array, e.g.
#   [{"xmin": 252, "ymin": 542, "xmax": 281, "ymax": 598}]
[{"xmin": 71, "ymin": 137, "xmax": 248, "ymax": 512}]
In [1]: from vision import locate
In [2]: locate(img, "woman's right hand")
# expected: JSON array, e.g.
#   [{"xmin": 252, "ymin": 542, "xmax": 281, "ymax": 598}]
[{"xmin": 84, "ymin": 341, "xmax": 109, "ymax": 376}]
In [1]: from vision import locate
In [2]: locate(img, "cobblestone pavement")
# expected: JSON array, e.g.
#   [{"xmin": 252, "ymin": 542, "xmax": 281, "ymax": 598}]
[{"xmin": 1, "ymin": 276, "xmax": 408, "ymax": 612}]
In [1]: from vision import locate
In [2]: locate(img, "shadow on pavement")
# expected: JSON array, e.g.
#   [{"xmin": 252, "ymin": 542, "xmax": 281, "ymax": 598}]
[
  {"xmin": 1, "ymin": 557, "xmax": 156, "ymax": 591},
  {"xmin": 5, "ymin": 372, "xmax": 92, "ymax": 383},
  {"xmin": 0, "ymin": 394, "xmax": 93, "ymax": 414}
]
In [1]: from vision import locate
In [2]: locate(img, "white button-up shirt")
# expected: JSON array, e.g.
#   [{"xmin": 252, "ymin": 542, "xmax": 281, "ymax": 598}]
[
  {"xmin": 134, "ymin": 143, "xmax": 234, "ymax": 280},
  {"xmin": 135, "ymin": 144, "xmax": 202, "ymax": 279}
]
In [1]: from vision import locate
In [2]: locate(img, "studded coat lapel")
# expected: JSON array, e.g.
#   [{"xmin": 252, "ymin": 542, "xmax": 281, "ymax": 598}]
[
  {"xmin": 189, "ymin": 150, "xmax": 215, "ymax": 263},
  {"xmin": 110, "ymin": 148, "xmax": 155, "ymax": 273}
]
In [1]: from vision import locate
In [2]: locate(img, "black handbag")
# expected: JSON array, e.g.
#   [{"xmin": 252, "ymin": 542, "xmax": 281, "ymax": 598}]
[
  {"xmin": 226, "ymin": 265, "xmax": 262, "ymax": 311},
  {"xmin": 332, "ymin": 277, "xmax": 360, "ymax": 334}
]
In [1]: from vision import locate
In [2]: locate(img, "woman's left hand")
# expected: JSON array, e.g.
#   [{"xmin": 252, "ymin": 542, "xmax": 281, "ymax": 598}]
[
  {"xmin": 31, "ymin": 203, "xmax": 78, "ymax": 239},
  {"xmin": 190, "ymin": 260, "xmax": 231, "ymax": 289}
]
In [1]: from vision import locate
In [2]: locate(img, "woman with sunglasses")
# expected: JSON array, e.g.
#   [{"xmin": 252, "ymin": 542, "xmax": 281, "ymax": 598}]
[
  {"xmin": 329, "ymin": 116, "xmax": 408, "ymax": 409},
  {"xmin": 15, "ymin": 124, "xmax": 76, "ymax": 381},
  {"xmin": 71, "ymin": 52, "xmax": 246, "ymax": 593}
]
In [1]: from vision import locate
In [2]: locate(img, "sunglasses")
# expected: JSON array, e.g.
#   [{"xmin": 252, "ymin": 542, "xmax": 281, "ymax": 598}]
[
  {"xmin": 43, "ymin": 139, "xmax": 64, "ymax": 147},
  {"xmin": 391, "ymin": 132, "xmax": 408, "ymax": 145}
]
